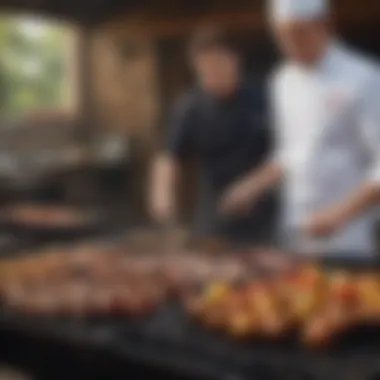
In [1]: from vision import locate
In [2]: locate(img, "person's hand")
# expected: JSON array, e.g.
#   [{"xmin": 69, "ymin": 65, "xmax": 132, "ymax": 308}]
[
  {"xmin": 303, "ymin": 208, "xmax": 348, "ymax": 238},
  {"xmin": 220, "ymin": 180, "xmax": 259, "ymax": 215}
]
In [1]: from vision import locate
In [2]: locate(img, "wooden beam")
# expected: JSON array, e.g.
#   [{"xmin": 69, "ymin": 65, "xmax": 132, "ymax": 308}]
[
  {"xmin": 76, "ymin": 27, "xmax": 96, "ymax": 141},
  {"xmin": 106, "ymin": 11, "xmax": 264, "ymax": 37},
  {"xmin": 103, "ymin": 4, "xmax": 380, "ymax": 39}
]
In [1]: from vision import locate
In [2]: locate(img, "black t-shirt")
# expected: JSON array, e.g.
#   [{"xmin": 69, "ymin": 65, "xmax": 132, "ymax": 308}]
[{"xmin": 166, "ymin": 82, "xmax": 275, "ymax": 242}]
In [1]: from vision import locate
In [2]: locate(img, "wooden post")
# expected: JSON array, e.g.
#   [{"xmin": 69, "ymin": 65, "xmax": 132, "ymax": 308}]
[
  {"xmin": 64, "ymin": 26, "xmax": 99, "ymax": 205},
  {"xmin": 77, "ymin": 25, "xmax": 96, "ymax": 142}
]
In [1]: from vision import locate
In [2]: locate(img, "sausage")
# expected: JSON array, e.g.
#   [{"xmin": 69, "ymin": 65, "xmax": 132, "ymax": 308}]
[
  {"xmin": 281, "ymin": 266, "xmax": 327, "ymax": 323},
  {"xmin": 302, "ymin": 313, "xmax": 336, "ymax": 348},
  {"xmin": 3, "ymin": 282, "xmax": 28, "ymax": 312},
  {"xmin": 302, "ymin": 303, "xmax": 356, "ymax": 348},
  {"xmin": 227, "ymin": 310, "xmax": 256, "ymax": 338},
  {"xmin": 163, "ymin": 266, "xmax": 193, "ymax": 296},
  {"xmin": 109, "ymin": 282, "xmax": 160, "ymax": 317},
  {"xmin": 353, "ymin": 274, "xmax": 380, "ymax": 323},
  {"xmin": 184, "ymin": 294, "xmax": 205, "ymax": 317},
  {"xmin": 86, "ymin": 285, "xmax": 114, "ymax": 316},
  {"xmin": 247, "ymin": 283, "xmax": 290, "ymax": 338},
  {"xmin": 110, "ymin": 286, "xmax": 133, "ymax": 314},
  {"xmin": 204, "ymin": 305, "xmax": 229, "ymax": 330},
  {"xmin": 254, "ymin": 249, "xmax": 295, "ymax": 274},
  {"xmin": 25, "ymin": 288, "xmax": 60, "ymax": 316},
  {"xmin": 213, "ymin": 261, "xmax": 246, "ymax": 283},
  {"xmin": 123, "ymin": 289, "xmax": 147, "ymax": 316}
]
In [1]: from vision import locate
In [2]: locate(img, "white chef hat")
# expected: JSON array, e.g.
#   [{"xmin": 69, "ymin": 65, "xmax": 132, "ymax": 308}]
[{"xmin": 269, "ymin": 0, "xmax": 329, "ymax": 23}]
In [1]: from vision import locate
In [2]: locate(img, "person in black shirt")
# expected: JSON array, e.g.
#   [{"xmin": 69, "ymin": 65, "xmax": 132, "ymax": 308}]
[{"xmin": 150, "ymin": 26, "xmax": 275, "ymax": 244}]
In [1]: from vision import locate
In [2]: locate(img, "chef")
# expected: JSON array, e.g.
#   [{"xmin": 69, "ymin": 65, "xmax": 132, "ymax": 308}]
[
  {"xmin": 221, "ymin": 0, "xmax": 380, "ymax": 256},
  {"xmin": 150, "ymin": 27, "xmax": 274, "ymax": 244}
]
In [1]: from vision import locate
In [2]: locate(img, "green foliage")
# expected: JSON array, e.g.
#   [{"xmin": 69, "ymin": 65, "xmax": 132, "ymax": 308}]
[{"xmin": 0, "ymin": 16, "xmax": 69, "ymax": 121}]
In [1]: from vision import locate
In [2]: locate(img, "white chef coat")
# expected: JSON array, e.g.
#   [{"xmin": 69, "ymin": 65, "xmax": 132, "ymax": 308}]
[{"xmin": 270, "ymin": 41, "xmax": 380, "ymax": 257}]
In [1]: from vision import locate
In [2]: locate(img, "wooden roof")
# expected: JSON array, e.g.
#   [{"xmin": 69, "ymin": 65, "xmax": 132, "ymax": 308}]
[
  {"xmin": 0, "ymin": 0, "xmax": 139, "ymax": 25},
  {"xmin": 0, "ymin": 0, "xmax": 379, "ymax": 27},
  {"xmin": 0, "ymin": 0, "xmax": 243, "ymax": 25},
  {"xmin": 103, "ymin": 0, "xmax": 380, "ymax": 37}
]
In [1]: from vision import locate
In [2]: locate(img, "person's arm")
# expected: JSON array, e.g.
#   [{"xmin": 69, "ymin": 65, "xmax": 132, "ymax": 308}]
[
  {"xmin": 149, "ymin": 94, "xmax": 196, "ymax": 222},
  {"xmin": 304, "ymin": 74, "xmax": 380, "ymax": 237},
  {"xmin": 220, "ymin": 160, "xmax": 283, "ymax": 214},
  {"xmin": 334, "ymin": 183, "xmax": 380, "ymax": 222},
  {"xmin": 220, "ymin": 71, "xmax": 285, "ymax": 214},
  {"xmin": 149, "ymin": 154, "xmax": 180, "ymax": 222}
]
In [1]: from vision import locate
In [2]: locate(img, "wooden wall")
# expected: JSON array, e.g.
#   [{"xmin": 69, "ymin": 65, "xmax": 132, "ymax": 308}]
[
  {"xmin": 90, "ymin": 26, "xmax": 162, "ymax": 220},
  {"xmin": 92, "ymin": 29, "xmax": 159, "ymax": 140}
]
